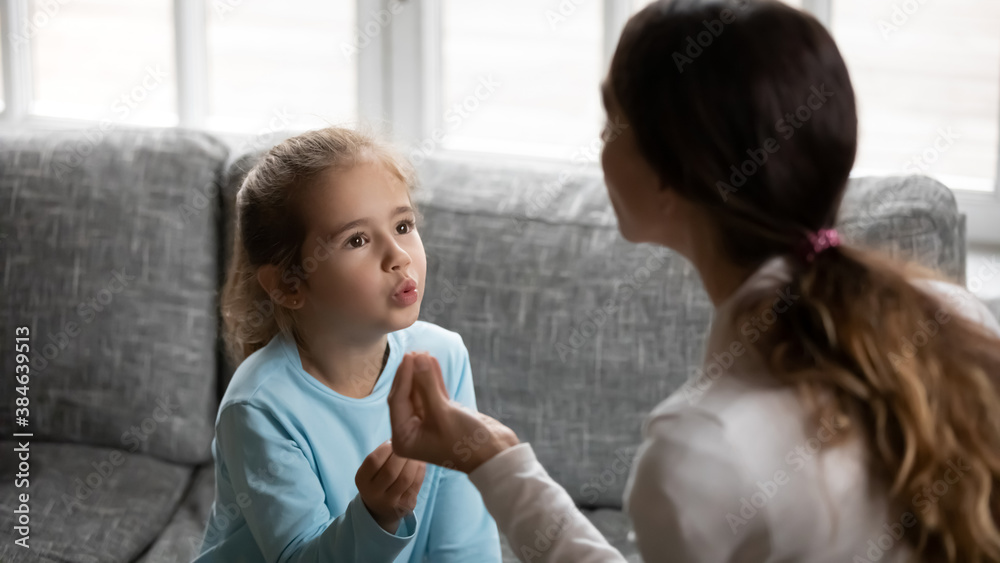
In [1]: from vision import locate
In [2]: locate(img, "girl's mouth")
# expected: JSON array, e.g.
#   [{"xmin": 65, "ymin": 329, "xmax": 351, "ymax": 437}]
[{"xmin": 392, "ymin": 279, "xmax": 419, "ymax": 307}]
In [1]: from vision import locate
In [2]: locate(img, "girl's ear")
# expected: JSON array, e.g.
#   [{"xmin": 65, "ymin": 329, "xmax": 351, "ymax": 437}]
[{"xmin": 256, "ymin": 264, "xmax": 304, "ymax": 310}]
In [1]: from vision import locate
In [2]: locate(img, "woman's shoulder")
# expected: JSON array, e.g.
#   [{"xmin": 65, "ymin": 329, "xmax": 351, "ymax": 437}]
[{"xmin": 910, "ymin": 277, "xmax": 1000, "ymax": 337}]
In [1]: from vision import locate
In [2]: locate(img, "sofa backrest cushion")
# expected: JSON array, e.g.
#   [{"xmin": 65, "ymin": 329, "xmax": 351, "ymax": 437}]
[{"xmin": 0, "ymin": 128, "xmax": 228, "ymax": 465}]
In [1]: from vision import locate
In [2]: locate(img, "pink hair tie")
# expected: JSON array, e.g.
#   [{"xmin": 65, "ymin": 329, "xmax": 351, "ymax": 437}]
[{"xmin": 796, "ymin": 228, "xmax": 841, "ymax": 263}]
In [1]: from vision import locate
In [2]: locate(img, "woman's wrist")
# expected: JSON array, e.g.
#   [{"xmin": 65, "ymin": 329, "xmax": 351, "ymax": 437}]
[{"xmin": 459, "ymin": 424, "xmax": 521, "ymax": 473}]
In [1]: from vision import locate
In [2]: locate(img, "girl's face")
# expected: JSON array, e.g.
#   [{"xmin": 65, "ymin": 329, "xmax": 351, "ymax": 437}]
[{"xmin": 293, "ymin": 161, "xmax": 426, "ymax": 337}]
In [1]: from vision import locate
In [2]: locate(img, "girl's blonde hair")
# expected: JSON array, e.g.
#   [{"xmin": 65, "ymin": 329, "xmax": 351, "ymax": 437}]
[
  {"xmin": 220, "ymin": 127, "xmax": 417, "ymax": 366},
  {"xmin": 614, "ymin": 1, "xmax": 1000, "ymax": 559}
]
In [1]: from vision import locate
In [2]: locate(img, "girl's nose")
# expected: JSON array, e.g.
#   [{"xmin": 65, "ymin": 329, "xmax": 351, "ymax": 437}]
[{"xmin": 385, "ymin": 241, "xmax": 412, "ymax": 271}]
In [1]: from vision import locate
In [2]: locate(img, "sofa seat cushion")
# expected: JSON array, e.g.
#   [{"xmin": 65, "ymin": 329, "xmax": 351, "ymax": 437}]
[
  {"xmin": 0, "ymin": 440, "xmax": 192, "ymax": 562},
  {"xmin": 135, "ymin": 463, "xmax": 215, "ymax": 563}
]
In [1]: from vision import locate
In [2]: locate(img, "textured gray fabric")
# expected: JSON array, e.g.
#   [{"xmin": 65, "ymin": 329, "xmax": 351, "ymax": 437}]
[
  {"xmin": 837, "ymin": 174, "xmax": 966, "ymax": 284},
  {"xmin": 134, "ymin": 464, "xmax": 215, "ymax": 563},
  {"xmin": 498, "ymin": 508, "xmax": 641, "ymax": 562},
  {"xmin": 0, "ymin": 440, "xmax": 192, "ymax": 563},
  {"xmin": 0, "ymin": 128, "xmax": 228, "ymax": 466}
]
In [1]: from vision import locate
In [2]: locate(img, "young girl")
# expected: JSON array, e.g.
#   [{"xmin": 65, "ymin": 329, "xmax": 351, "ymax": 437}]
[
  {"xmin": 194, "ymin": 127, "xmax": 501, "ymax": 562},
  {"xmin": 385, "ymin": 1, "xmax": 1000, "ymax": 562}
]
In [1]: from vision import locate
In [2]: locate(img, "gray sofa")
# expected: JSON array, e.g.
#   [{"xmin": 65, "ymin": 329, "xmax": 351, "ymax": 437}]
[{"xmin": 0, "ymin": 127, "xmax": 992, "ymax": 563}]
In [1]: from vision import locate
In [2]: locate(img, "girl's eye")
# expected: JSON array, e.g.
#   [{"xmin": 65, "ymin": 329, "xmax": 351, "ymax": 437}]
[
  {"xmin": 346, "ymin": 232, "xmax": 366, "ymax": 248},
  {"xmin": 397, "ymin": 219, "xmax": 416, "ymax": 235}
]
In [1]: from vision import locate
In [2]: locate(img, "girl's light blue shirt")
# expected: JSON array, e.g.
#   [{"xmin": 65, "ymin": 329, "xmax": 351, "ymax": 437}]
[{"xmin": 193, "ymin": 321, "xmax": 502, "ymax": 563}]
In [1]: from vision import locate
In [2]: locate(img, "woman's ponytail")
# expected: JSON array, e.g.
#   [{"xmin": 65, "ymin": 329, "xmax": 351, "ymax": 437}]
[{"xmin": 736, "ymin": 244, "xmax": 1000, "ymax": 560}]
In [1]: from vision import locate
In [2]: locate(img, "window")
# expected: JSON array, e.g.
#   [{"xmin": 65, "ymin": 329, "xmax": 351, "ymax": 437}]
[
  {"xmin": 440, "ymin": 0, "xmax": 603, "ymax": 160},
  {"xmin": 833, "ymin": 0, "xmax": 1000, "ymax": 193},
  {"xmin": 205, "ymin": 0, "xmax": 355, "ymax": 133},
  {"xmin": 29, "ymin": 0, "xmax": 177, "ymax": 125},
  {"xmin": 1, "ymin": 0, "xmax": 998, "ymax": 243}
]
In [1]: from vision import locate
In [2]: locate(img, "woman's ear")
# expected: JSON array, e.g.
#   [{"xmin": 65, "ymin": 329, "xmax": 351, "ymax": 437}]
[
  {"xmin": 655, "ymin": 180, "xmax": 678, "ymax": 218},
  {"xmin": 256, "ymin": 264, "xmax": 304, "ymax": 310}
]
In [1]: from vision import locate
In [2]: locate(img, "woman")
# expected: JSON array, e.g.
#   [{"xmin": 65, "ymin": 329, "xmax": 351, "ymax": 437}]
[{"xmin": 389, "ymin": 1, "xmax": 1000, "ymax": 561}]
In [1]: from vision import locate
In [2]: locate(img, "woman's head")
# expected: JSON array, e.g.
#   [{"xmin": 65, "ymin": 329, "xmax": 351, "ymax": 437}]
[
  {"xmin": 603, "ymin": 1, "xmax": 1000, "ymax": 560},
  {"xmin": 221, "ymin": 127, "xmax": 426, "ymax": 364},
  {"xmin": 601, "ymin": 0, "xmax": 857, "ymax": 266}
]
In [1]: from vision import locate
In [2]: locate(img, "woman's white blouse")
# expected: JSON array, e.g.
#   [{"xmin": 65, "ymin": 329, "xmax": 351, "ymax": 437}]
[{"xmin": 468, "ymin": 256, "xmax": 1000, "ymax": 562}]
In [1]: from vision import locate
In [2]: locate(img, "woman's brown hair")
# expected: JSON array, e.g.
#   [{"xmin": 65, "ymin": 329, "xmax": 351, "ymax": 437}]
[
  {"xmin": 220, "ymin": 127, "xmax": 417, "ymax": 366},
  {"xmin": 611, "ymin": 1, "xmax": 1000, "ymax": 559}
]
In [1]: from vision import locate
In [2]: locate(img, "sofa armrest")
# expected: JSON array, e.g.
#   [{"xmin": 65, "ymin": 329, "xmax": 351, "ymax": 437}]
[{"xmin": 984, "ymin": 297, "xmax": 1000, "ymax": 328}]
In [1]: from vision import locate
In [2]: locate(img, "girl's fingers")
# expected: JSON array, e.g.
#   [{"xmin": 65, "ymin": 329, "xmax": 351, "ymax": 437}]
[
  {"xmin": 409, "ymin": 461, "xmax": 427, "ymax": 494},
  {"xmin": 399, "ymin": 462, "xmax": 427, "ymax": 511},
  {"xmin": 356, "ymin": 440, "xmax": 393, "ymax": 483},
  {"xmin": 386, "ymin": 458, "xmax": 424, "ymax": 498},
  {"xmin": 371, "ymin": 450, "xmax": 408, "ymax": 490}
]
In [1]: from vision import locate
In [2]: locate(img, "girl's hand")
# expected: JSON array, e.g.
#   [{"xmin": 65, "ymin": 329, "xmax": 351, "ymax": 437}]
[
  {"xmin": 354, "ymin": 440, "xmax": 426, "ymax": 534},
  {"xmin": 387, "ymin": 352, "xmax": 520, "ymax": 474}
]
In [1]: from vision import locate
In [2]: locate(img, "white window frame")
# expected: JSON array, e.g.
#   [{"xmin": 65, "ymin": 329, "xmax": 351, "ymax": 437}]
[{"xmin": 1, "ymin": 0, "xmax": 998, "ymax": 244}]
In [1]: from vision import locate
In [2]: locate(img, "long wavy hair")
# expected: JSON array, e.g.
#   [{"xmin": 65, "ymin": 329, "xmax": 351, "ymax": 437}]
[
  {"xmin": 612, "ymin": 1, "xmax": 1000, "ymax": 560},
  {"xmin": 220, "ymin": 127, "xmax": 417, "ymax": 366}
]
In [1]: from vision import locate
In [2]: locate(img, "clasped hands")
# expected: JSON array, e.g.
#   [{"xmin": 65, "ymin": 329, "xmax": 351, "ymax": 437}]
[{"xmin": 356, "ymin": 352, "xmax": 519, "ymax": 533}]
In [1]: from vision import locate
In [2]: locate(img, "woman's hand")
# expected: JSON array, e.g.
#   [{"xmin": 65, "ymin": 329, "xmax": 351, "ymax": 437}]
[
  {"xmin": 354, "ymin": 440, "xmax": 426, "ymax": 534},
  {"xmin": 388, "ymin": 352, "xmax": 520, "ymax": 474}
]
